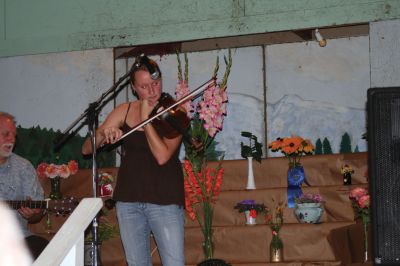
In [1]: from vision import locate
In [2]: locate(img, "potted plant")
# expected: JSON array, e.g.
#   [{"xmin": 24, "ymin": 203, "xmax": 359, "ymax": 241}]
[
  {"xmin": 294, "ymin": 193, "xmax": 324, "ymax": 224},
  {"xmin": 234, "ymin": 199, "xmax": 266, "ymax": 225},
  {"xmin": 240, "ymin": 131, "xmax": 263, "ymax": 189},
  {"xmin": 97, "ymin": 172, "xmax": 114, "ymax": 197}
]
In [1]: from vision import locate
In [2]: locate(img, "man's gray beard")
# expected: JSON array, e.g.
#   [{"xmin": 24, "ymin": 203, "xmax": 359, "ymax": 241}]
[{"xmin": 0, "ymin": 144, "xmax": 13, "ymax": 158}]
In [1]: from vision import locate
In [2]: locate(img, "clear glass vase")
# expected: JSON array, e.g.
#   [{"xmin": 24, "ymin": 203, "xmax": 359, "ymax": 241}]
[
  {"xmin": 363, "ymin": 221, "xmax": 369, "ymax": 262},
  {"xmin": 270, "ymin": 234, "xmax": 283, "ymax": 262},
  {"xmin": 202, "ymin": 202, "xmax": 214, "ymax": 260},
  {"xmin": 270, "ymin": 245, "xmax": 283, "ymax": 262},
  {"xmin": 49, "ymin": 176, "xmax": 63, "ymax": 200},
  {"xmin": 202, "ymin": 234, "xmax": 214, "ymax": 260}
]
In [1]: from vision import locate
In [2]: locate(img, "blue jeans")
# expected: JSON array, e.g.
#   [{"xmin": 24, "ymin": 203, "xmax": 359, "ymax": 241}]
[{"xmin": 116, "ymin": 202, "xmax": 185, "ymax": 266}]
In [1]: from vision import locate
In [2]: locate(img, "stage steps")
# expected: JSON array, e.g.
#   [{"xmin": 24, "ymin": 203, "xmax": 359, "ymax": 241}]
[{"xmin": 30, "ymin": 152, "xmax": 368, "ymax": 266}]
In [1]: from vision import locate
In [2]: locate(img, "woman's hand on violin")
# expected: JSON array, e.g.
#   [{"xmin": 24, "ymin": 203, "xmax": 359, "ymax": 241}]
[
  {"xmin": 140, "ymin": 99, "xmax": 156, "ymax": 121},
  {"xmin": 102, "ymin": 127, "xmax": 123, "ymax": 144}
]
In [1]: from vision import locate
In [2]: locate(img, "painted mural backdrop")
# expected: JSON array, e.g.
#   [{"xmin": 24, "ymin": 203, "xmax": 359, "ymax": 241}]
[
  {"xmin": 266, "ymin": 36, "xmax": 369, "ymax": 157},
  {"xmin": 0, "ymin": 36, "xmax": 370, "ymax": 168}
]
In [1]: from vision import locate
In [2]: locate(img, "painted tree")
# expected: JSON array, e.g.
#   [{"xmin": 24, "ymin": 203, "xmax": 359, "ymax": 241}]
[
  {"xmin": 314, "ymin": 139, "xmax": 323, "ymax": 154},
  {"xmin": 15, "ymin": 126, "xmax": 115, "ymax": 168},
  {"xmin": 322, "ymin": 137, "xmax": 333, "ymax": 154},
  {"xmin": 354, "ymin": 145, "xmax": 359, "ymax": 153},
  {"xmin": 340, "ymin": 132, "xmax": 352, "ymax": 153}
]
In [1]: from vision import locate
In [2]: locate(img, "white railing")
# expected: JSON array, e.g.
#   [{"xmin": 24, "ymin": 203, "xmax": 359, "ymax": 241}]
[{"xmin": 33, "ymin": 198, "xmax": 103, "ymax": 266}]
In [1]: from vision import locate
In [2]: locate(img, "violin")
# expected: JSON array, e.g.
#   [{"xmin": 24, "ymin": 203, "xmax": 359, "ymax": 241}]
[{"xmin": 150, "ymin": 92, "xmax": 203, "ymax": 151}]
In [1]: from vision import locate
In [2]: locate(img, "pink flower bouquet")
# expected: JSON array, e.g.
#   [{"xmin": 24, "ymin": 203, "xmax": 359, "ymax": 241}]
[{"xmin": 37, "ymin": 160, "xmax": 78, "ymax": 179}]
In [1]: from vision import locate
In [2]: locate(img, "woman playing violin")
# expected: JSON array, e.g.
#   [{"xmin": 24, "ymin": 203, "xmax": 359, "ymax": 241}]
[{"xmin": 82, "ymin": 56, "xmax": 185, "ymax": 266}]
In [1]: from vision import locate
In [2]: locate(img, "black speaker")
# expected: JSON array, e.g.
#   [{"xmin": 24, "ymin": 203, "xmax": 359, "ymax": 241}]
[{"xmin": 367, "ymin": 87, "xmax": 400, "ymax": 265}]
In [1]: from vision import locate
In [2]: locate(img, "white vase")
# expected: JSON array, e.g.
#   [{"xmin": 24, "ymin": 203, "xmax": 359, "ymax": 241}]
[
  {"xmin": 246, "ymin": 157, "xmax": 256, "ymax": 189},
  {"xmin": 244, "ymin": 210, "xmax": 257, "ymax": 225}
]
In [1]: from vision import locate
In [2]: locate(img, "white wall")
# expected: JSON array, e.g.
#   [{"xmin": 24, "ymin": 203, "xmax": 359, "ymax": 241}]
[{"xmin": 370, "ymin": 19, "xmax": 400, "ymax": 88}]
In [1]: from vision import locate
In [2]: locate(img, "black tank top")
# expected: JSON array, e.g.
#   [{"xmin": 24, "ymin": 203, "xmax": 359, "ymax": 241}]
[{"xmin": 113, "ymin": 121, "xmax": 184, "ymax": 206}]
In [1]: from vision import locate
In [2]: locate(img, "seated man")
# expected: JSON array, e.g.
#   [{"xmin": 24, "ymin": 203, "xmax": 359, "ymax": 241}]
[{"xmin": 0, "ymin": 111, "xmax": 48, "ymax": 259}]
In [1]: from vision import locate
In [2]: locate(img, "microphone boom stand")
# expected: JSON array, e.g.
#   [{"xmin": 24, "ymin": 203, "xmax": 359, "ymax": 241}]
[{"xmin": 53, "ymin": 70, "xmax": 133, "ymax": 266}]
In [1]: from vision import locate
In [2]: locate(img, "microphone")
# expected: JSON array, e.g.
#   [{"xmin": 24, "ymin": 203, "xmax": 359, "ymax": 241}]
[{"xmin": 137, "ymin": 54, "xmax": 160, "ymax": 80}]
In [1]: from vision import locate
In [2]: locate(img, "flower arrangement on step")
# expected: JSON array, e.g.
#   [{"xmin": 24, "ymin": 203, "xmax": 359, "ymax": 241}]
[
  {"xmin": 268, "ymin": 136, "xmax": 314, "ymax": 168},
  {"xmin": 36, "ymin": 159, "xmax": 79, "ymax": 233},
  {"xmin": 265, "ymin": 201, "xmax": 285, "ymax": 262},
  {"xmin": 294, "ymin": 193, "xmax": 324, "ymax": 224},
  {"xmin": 268, "ymin": 136, "xmax": 314, "ymax": 208},
  {"xmin": 97, "ymin": 172, "xmax": 114, "ymax": 197},
  {"xmin": 234, "ymin": 200, "xmax": 266, "ymax": 225},
  {"xmin": 178, "ymin": 51, "xmax": 232, "ymax": 261},
  {"xmin": 341, "ymin": 164, "xmax": 354, "ymax": 185},
  {"xmin": 36, "ymin": 160, "xmax": 79, "ymax": 200},
  {"xmin": 294, "ymin": 193, "xmax": 323, "ymax": 204},
  {"xmin": 240, "ymin": 131, "xmax": 263, "ymax": 189},
  {"xmin": 349, "ymin": 187, "xmax": 370, "ymax": 262},
  {"xmin": 37, "ymin": 160, "xmax": 79, "ymax": 179},
  {"xmin": 240, "ymin": 131, "xmax": 263, "ymax": 162}
]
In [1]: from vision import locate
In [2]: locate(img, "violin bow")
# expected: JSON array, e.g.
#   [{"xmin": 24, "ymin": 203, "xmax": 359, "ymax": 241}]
[{"xmin": 115, "ymin": 77, "xmax": 215, "ymax": 143}]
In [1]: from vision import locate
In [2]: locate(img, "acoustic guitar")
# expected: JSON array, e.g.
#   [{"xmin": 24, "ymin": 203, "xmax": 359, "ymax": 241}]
[{"xmin": 5, "ymin": 197, "xmax": 79, "ymax": 215}]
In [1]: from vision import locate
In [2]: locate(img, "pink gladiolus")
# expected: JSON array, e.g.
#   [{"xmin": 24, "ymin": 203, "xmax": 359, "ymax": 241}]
[
  {"xmin": 196, "ymin": 85, "xmax": 228, "ymax": 137},
  {"xmin": 175, "ymin": 80, "xmax": 193, "ymax": 118}
]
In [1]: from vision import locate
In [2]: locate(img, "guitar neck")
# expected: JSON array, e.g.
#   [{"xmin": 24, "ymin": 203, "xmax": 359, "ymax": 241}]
[{"xmin": 6, "ymin": 200, "xmax": 48, "ymax": 210}]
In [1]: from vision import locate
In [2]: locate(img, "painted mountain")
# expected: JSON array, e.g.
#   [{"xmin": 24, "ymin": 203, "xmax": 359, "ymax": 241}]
[{"xmin": 267, "ymin": 94, "xmax": 367, "ymax": 156}]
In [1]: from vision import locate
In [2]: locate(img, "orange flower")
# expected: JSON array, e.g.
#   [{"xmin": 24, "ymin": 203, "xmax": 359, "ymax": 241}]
[
  {"xmin": 281, "ymin": 136, "xmax": 302, "ymax": 155},
  {"xmin": 183, "ymin": 160, "xmax": 224, "ymax": 221},
  {"xmin": 268, "ymin": 136, "xmax": 314, "ymax": 167},
  {"xmin": 268, "ymin": 138, "xmax": 284, "ymax": 151},
  {"xmin": 302, "ymin": 139, "xmax": 314, "ymax": 153}
]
